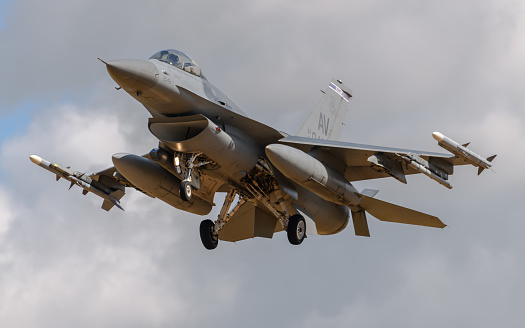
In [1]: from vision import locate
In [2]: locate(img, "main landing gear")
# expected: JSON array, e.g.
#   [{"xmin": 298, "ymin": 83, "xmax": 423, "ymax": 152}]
[
  {"xmin": 287, "ymin": 214, "xmax": 306, "ymax": 245},
  {"xmin": 197, "ymin": 159, "xmax": 306, "ymax": 250},
  {"xmin": 199, "ymin": 189, "xmax": 246, "ymax": 250},
  {"xmin": 198, "ymin": 188, "xmax": 307, "ymax": 249},
  {"xmin": 200, "ymin": 219, "xmax": 218, "ymax": 250}
]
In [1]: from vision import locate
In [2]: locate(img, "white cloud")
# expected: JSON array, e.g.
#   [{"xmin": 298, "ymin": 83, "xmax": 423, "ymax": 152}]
[
  {"xmin": 0, "ymin": 187, "xmax": 17, "ymax": 236},
  {"xmin": 298, "ymin": 244, "xmax": 525, "ymax": 328}
]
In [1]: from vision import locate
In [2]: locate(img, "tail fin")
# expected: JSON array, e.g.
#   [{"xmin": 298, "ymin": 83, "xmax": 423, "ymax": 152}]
[{"xmin": 296, "ymin": 79, "xmax": 352, "ymax": 141}]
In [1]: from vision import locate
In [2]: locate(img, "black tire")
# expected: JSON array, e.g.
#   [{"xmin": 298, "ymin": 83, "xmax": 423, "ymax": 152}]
[
  {"xmin": 287, "ymin": 214, "xmax": 306, "ymax": 245},
  {"xmin": 180, "ymin": 180, "xmax": 192, "ymax": 202},
  {"xmin": 200, "ymin": 219, "xmax": 218, "ymax": 250}
]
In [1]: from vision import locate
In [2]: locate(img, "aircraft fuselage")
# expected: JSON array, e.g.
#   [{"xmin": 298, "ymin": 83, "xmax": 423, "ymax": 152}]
[{"xmin": 104, "ymin": 52, "xmax": 351, "ymax": 238}]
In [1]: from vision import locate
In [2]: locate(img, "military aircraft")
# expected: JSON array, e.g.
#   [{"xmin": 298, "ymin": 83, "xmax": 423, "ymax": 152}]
[{"xmin": 29, "ymin": 49, "xmax": 496, "ymax": 250}]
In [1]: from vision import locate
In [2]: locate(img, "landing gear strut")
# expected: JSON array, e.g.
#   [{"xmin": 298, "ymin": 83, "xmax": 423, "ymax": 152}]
[
  {"xmin": 199, "ymin": 189, "xmax": 246, "ymax": 250},
  {"xmin": 176, "ymin": 152, "xmax": 211, "ymax": 202}
]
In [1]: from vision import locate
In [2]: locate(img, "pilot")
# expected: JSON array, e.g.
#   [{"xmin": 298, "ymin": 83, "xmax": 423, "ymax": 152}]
[{"xmin": 168, "ymin": 53, "xmax": 179, "ymax": 66}]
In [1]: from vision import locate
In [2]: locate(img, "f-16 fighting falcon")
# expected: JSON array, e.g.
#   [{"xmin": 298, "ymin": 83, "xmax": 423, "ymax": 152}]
[{"xmin": 30, "ymin": 49, "xmax": 496, "ymax": 250}]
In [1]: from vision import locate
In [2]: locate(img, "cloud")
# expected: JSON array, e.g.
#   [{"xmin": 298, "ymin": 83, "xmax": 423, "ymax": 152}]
[
  {"xmin": 0, "ymin": 100, "xmax": 245, "ymax": 327},
  {"xmin": 297, "ymin": 244, "xmax": 525, "ymax": 328}
]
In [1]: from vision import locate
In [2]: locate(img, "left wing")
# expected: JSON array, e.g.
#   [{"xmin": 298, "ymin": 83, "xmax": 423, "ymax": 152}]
[{"xmin": 279, "ymin": 135, "xmax": 486, "ymax": 187}]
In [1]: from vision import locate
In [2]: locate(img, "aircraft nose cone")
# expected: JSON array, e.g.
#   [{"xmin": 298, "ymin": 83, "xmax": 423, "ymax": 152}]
[{"xmin": 106, "ymin": 59, "xmax": 159, "ymax": 91}]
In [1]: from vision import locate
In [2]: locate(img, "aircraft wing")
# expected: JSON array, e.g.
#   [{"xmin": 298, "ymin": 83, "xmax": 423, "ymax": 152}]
[{"xmin": 279, "ymin": 136, "xmax": 467, "ymax": 182}]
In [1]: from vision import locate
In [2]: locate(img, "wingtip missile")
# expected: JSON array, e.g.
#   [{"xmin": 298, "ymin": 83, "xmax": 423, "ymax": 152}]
[
  {"xmin": 432, "ymin": 132, "xmax": 445, "ymax": 142},
  {"xmin": 29, "ymin": 154, "xmax": 42, "ymax": 165},
  {"xmin": 29, "ymin": 154, "xmax": 125, "ymax": 211},
  {"xmin": 432, "ymin": 132, "xmax": 495, "ymax": 173}
]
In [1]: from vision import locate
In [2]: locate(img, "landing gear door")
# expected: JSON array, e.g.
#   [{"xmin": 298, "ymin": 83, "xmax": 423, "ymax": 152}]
[{"xmin": 294, "ymin": 205, "xmax": 318, "ymax": 236}]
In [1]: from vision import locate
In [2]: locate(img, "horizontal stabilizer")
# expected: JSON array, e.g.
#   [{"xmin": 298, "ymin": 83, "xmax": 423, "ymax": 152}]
[{"xmin": 359, "ymin": 194, "xmax": 446, "ymax": 228}]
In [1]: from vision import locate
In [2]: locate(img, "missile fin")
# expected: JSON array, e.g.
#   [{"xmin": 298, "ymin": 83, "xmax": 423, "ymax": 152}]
[
  {"xmin": 477, "ymin": 155, "xmax": 496, "ymax": 175},
  {"xmin": 351, "ymin": 210, "xmax": 370, "ymax": 237},
  {"xmin": 56, "ymin": 175, "xmax": 61, "ymax": 181},
  {"xmin": 69, "ymin": 181, "xmax": 75, "ymax": 190},
  {"xmin": 462, "ymin": 142, "xmax": 470, "ymax": 147}
]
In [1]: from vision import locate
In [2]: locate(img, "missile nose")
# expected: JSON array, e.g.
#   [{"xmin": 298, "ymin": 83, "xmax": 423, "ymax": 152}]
[
  {"xmin": 105, "ymin": 59, "xmax": 159, "ymax": 91},
  {"xmin": 29, "ymin": 155, "xmax": 42, "ymax": 165},
  {"xmin": 432, "ymin": 132, "xmax": 444, "ymax": 142}
]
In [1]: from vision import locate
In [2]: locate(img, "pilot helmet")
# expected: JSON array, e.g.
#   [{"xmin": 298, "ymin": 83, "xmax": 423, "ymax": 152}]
[{"xmin": 168, "ymin": 53, "xmax": 179, "ymax": 65}]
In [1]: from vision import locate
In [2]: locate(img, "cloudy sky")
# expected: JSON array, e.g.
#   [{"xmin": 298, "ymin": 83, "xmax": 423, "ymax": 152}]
[{"xmin": 1, "ymin": 0, "xmax": 524, "ymax": 327}]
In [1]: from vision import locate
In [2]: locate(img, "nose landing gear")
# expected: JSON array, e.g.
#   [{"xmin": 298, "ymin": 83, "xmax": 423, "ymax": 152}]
[
  {"xmin": 180, "ymin": 180, "xmax": 193, "ymax": 202},
  {"xmin": 175, "ymin": 152, "xmax": 211, "ymax": 202}
]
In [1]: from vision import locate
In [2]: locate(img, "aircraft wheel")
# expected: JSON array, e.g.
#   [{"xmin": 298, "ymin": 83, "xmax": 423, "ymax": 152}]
[
  {"xmin": 200, "ymin": 219, "xmax": 218, "ymax": 250},
  {"xmin": 180, "ymin": 180, "xmax": 192, "ymax": 202},
  {"xmin": 287, "ymin": 214, "xmax": 306, "ymax": 245}
]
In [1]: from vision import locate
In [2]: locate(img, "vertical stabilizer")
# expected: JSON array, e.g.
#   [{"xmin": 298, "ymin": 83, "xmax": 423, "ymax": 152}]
[{"xmin": 296, "ymin": 79, "xmax": 352, "ymax": 141}]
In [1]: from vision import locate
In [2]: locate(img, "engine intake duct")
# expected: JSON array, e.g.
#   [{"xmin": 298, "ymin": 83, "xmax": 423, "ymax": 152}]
[{"xmin": 148, "ymin": 114, "xmax": 258, "ymax": 177}]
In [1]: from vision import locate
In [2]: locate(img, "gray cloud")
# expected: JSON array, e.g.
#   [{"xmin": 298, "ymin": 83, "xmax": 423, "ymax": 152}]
[{"xmin": 1, "ymin": 0, "xmax": 524, "ymax": 327}]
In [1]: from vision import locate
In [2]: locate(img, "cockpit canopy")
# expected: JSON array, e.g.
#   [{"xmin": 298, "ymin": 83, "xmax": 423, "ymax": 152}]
[{"xmin": 149, "ymin": 49, "xmax": 203, "ymax": 78}]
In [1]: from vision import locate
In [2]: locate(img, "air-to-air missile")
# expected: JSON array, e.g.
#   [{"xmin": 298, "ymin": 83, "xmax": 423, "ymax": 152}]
[
  {"xmin": 29, "ymin": 155, "xmax": 125, "ymax": 211},
  {"xmin": 432, "ymin": 132, "xmax": 497, "ymax": 175},
  {"xmin": 397, "ymin": 153, "xmax": 453, "ymax": 189}
]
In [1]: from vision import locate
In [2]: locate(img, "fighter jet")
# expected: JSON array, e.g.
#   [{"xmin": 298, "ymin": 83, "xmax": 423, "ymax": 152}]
[{"xmin": 30, "ymin": 49, "xmax": 496, "ymax": 250}]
